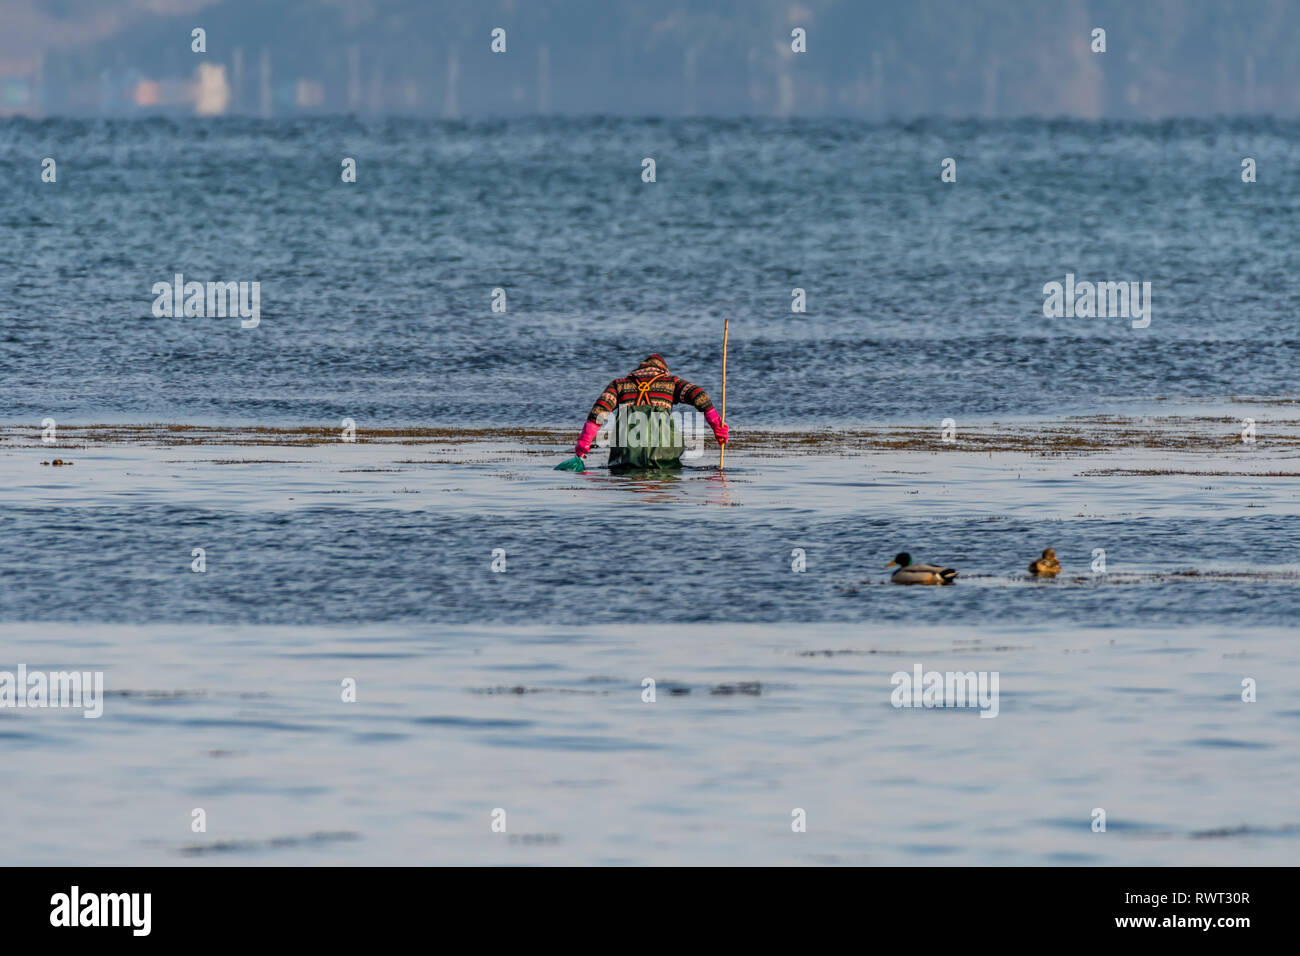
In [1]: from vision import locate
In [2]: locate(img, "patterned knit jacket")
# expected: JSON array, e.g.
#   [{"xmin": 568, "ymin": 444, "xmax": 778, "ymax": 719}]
[{"xmin": 585, "ymin": 355, "xmax": 716, "ymax": 426}]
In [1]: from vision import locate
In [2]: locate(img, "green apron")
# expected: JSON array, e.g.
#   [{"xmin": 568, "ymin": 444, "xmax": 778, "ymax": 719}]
[{"xmin": 607, "ymin": 404, "xmax": 686, "ymax": 471}]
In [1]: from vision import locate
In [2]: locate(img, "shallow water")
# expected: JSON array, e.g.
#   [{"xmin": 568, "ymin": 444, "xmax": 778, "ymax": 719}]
[
  {"xmin": 4, "ymin": 617, "xmax": 1296, "ymax": 866},
  {"xmin": 2, "ymin": 434, "xmax": 1298, "ymax": 864},
  {"xmin": 2, "ymin": 116, "xmax": 1298, "ymax": 865},
  {"xmin": 3, "ymin": 432, "xmax": 1299, "ymax": 628}
]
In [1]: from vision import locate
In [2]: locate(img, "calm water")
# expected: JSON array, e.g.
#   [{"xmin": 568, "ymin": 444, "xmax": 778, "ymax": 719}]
[
  {"xmin": 5, "ymin": 617, "xmax": 1297, "ymax": 866},
  {"xmin": 1, "ymin": 117, "xmax": 1297, "ymax": 864}
]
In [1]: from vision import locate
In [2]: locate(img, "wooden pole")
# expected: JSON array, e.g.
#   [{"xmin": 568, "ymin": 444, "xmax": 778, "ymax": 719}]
[{"xmin": 719, "ymin": 318, "xmax": 729, "ymax": 471}]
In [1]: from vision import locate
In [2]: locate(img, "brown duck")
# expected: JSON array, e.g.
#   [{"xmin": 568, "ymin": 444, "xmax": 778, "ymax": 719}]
[{"xmin": 1028, "ymin": 548, "xmax": 1060, "ymax": 576}]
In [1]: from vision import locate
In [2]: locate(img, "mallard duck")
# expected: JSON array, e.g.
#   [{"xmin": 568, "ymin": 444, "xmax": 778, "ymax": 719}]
[
  {"xmin": 1028, "ymin": 548, "xmax": 1060, "ymax": 576},
  {"xmin": 887, "ymin": 552, "xmax": 957, "ymax": 585}
]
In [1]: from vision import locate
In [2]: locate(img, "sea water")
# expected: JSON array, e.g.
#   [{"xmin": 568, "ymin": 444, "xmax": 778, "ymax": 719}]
[{"xmin": 1, "ymin": 117, "xmax": 1297, "ymax": 864}]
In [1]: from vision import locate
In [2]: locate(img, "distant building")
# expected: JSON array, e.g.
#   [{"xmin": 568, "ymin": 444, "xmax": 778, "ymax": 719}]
[
  {"xmin": 295, "ymin": 79, "xmax": 324, "ymax": 109},
  {"xmin": 133, "ymin": 80, "xmax": 161, "ymax": 108},
  {"xmin": 0, "ymin": 54, "xmax": 41, "ymax": 117},
  {"xmin": 1, "ymin": 76, "xmax": 33, "ymax": 115},
  {"xmin": 195, "ymin": 63, "xmax": 230, "ymax": 115}
]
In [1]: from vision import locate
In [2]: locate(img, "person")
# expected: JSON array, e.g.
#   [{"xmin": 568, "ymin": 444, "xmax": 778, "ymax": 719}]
[{"xmin": 573, "ymin": 354, "xmax": 729, "ymax": 470}]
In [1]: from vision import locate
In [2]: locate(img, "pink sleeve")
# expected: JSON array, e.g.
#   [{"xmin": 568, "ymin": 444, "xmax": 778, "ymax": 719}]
[{"xmin": 576, "ymin": 420, "xmax": 600, "ymax": 454}]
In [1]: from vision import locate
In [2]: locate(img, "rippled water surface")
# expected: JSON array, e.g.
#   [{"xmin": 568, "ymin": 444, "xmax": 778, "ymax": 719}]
[
  {"xmin": 1, "ymin": 117, "xmax": 1297, "ymax": 864},
  {"xmin": 2, "ymin": 116, "xmax": 1299, "ymax": 424}
]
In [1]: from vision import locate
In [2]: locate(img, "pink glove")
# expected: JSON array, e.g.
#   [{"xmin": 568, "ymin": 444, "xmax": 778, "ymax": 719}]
[
  {"xmin": 705, "ymin": 408, "xmax": 729, "ymax": 444},
  {"xmin": 575, "ymin": 420, "xmax": 600, "ymax": 456}
]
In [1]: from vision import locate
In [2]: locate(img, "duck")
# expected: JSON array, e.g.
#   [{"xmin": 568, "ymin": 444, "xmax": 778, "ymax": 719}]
[
  {"xmin": 1028, "ymin": 548, "xmax": 1060, "ymax": 576},
  {"xmin": 887, "ymin": 552, "xmax": 957, "ymax": 585}
]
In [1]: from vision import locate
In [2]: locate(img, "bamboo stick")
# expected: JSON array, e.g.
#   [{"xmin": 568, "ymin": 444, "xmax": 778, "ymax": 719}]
[{"xmin": 720, "ymin": 318, "xmax": 729, "ymax": 470}]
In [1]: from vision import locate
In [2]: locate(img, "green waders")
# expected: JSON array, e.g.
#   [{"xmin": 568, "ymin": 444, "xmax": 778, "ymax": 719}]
[{"xmin": 606, "ymin": 404, "xmax": 686, "ymax": 472}]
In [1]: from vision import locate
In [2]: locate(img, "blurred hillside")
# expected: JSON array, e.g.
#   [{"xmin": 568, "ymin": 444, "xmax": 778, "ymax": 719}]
[{"xmin": 1, "ymin": 0, "xmax": 1296, "ymax": 117}]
